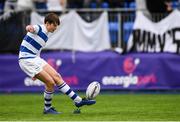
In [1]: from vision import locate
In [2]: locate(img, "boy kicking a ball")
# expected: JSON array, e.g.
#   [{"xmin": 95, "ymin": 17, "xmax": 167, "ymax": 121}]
[{"xmin": 18, "ymin": 13, "xmax": 95, "ymax": 114}]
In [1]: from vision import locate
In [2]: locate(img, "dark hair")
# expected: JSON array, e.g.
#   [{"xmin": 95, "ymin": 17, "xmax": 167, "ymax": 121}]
[{"xmin": 44, "ymin": 13, "xmax": 60, "ymax": 25}]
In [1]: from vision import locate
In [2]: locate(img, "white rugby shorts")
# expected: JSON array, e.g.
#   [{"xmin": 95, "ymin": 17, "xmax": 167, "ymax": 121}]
[{"xmin": 19, "ymin": 57, "xmax": 47, "ymax": 78}]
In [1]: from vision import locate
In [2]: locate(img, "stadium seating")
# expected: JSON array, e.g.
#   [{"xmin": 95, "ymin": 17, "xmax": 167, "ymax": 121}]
[
  {"xmin": 129, "ymin": 2, "xmax": 136, "ymax": 9},
  {"xmin": 0, "ymin": 2, "xmax": 4, "ymax": 13},
  {"xmin": 101, "ymin": 2, "xmax": 109, "ymax": 9},
  {"xmin": 34, "ymin": 1, "xmax": 47, "ymax": 10},
  {"xmin": 172, "ymin": 1, "xmax": 178, "ymax": 9},
  {"xmin": 123, "ymin": 22, "xmax": 134, "ymax": 42},
  {"xmin": 109, "ymin": 21, "xmax": 119, "ymax": 44},
  {"xmin": 90, "ymin": 2, "xmax": 97, "ymax": 9}
]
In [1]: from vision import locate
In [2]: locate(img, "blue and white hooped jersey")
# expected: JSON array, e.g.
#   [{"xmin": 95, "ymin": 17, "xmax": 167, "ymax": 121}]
[{"xmin": 19, "ymin": 25, "xmax": 48, "ymax": 59}]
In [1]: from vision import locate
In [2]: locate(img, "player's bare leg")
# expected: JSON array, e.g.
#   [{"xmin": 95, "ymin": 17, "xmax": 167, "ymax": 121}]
[
  {"xmin": 42, "ymin": 64, "xmax": 64, "ymax": 85},
  {"xmin": 34, "ymin": 70, "xmax": 61, "ymax": 114},
  {"xmin": 43, "ymin": 64, "xmax": 96, "ymax": 110},
  {"xmin": 35, "ymin": 70, "xmax": 55, "ymax": 91},
  {"xmin": 43, "ymin": 64, "xmax": 82, "ymax": 103}
]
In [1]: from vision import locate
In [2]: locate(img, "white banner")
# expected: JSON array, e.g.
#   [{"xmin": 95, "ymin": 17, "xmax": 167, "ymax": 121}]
[
  {"xmin": 31, "ymin": 11, "xmax": 111, "ymax": 52},
  {"xmin": 128, "ymin": 10, "xmax": 180, "ymax": 53}
]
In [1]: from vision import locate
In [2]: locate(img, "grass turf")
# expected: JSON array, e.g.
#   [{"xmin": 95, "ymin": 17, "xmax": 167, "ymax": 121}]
[{"xmin": 0, "ymin": 93, "xmax": 180, "ymax": 121}]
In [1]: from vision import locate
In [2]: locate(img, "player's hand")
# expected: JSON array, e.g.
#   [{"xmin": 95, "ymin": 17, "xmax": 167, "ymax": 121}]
[{"xmin": 26, "ymin": 25, "xmax": 35, "ymax": 33}]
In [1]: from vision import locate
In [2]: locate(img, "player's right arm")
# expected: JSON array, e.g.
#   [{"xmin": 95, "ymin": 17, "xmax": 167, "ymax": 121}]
[{"xmin": 26, "ymin": 25, "xmax": 39, "ymax": 33}]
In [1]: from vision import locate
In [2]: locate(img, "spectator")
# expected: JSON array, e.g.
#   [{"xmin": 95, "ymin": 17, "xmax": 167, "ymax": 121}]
[
  {"xmin": 165, "ymin": 0, "xmax": 173, "ymax": 12},
  {"xmin": 146, "ymin": 0, "xmax": 172, "ymax": 13},
  {"xmin": 33, "ymin": 0, "xmax": 47, "ymax": 11},
  {"xmin": 47, "ymin": 0, "xmax": 67, "ymax": 11},
  {"xmin": 136, "ymin": 0, "xmax": 151, "ymax": 19},
  {"xmin": 17, "ymin": 0, "xmax": 35, "ymax": 11},
  {"xmin": 146, "ymin": 0, "xmax": 173, "ymax": 21},
  {"xmin": 83, "ymin": 0, "xmax": 91, "ymax": 8},
  {"xmin": 4, "ymin": 0, "xmax": 17, "ymax": 12}
]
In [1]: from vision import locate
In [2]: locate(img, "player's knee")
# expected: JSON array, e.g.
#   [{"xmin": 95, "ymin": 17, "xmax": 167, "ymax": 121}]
[
  {"xmin": 49, "ymin": 81, "xmax": 56, "ymax": 86},
  {"xmin": 45, "ymin": 80, "xmax": 56, "ymax": 88},
  {"xmin": 54, "ymin": 73, "xmax": 62, "ymax": 79},
  {"xmin": 45, "ymin": 83, "xmax": 54, "ymax": 91},
  {"xmin": 53, "ymin": 73, "xmax": 63, "ymax": 83}
]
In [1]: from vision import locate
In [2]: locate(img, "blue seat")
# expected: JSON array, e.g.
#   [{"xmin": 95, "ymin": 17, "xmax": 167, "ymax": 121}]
[
  {"xmin": 109, "ymin": 22, "xmax": 119, "ymax": 31},
  {"xmin": 172, "ymin": 1, "xmax": 178, "ymax": 9},
  {"xmin": 34, "ymin": 2, "xmax": 47, "ymax": 10},
  {"xmin": 123, "ymin": 22, "xmax": 134, "ymax": 42},
  {"xmin": 90, "ymin": 2, "xmax": 97, "ymax": 8},
  {"xmin": 101, "ymin": 2, "xmax": 109, "ymax": 8},
  {"xmin": 0, "ymin": 3, "xmax": 4, "ymax": 11},
  {"xmin": 123, "ymin": 2, "xmax": 128, "ymax": 8},
  {"xmin": 129, "ymin": 2, "xmax": 136, "ymax": 9},
  {"xmin": 109, "ymin": 22, "xmax": 119, "ymax": 43}
]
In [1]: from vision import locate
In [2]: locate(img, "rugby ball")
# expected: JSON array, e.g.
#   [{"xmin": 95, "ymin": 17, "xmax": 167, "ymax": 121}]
[{"xmin": 86, "ymin": 81, "xmax": 100, "ymax": 100}]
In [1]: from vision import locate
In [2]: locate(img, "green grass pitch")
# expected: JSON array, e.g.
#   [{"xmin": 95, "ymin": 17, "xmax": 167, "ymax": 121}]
[{"xmin": 0, "ymin": 93, "xmax": 180, "ymax": 121}]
